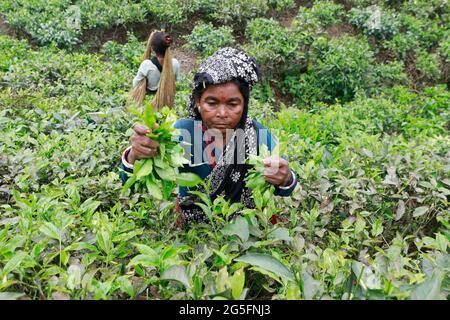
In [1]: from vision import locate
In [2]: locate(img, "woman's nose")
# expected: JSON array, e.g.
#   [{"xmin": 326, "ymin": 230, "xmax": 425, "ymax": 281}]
[{"xmin": 216, "ymin": 105, "xmax": 227, "ymax": 118}]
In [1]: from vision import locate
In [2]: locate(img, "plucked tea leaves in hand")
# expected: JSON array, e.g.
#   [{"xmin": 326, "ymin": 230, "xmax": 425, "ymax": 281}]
[{"xmin": 123, "ymin": 102, "xmax": 201, "ymax": 199}]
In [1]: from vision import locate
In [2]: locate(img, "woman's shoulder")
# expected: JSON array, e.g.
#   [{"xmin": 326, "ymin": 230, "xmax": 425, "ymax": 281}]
[
  {"xmin": 174, "ymin": 118, "xmax": 196, "ymax": 130},
  {"xmin": 139, "ymin": 59, "xmax": 158, "ymax": 71},
  {"xmin": 252, "ymin": 119, "xmax": 267, "ymax": 130}
]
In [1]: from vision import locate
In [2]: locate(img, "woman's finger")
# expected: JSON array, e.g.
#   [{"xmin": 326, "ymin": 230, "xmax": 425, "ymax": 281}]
[
  {"xmin": 140, "ymin": 138, "xmax": 160, "ymax": 149},
  {"xmin": 264, "ymin": 156, "xmax": 288, "ymax": 165},
  {"xmin": 131, "ymin": 134, "xmax": 160, "ymax": 149},
  {"xmin": 133, "ymin": 145, "xmax": 156, "ymax": 158},
  {"xmin": 264, "ymin": 176, "xmax": 281, "ymax": 185},
  {"xmin": 263, "ymin": 156, "xmax": 278, "ymax": 167},
  {"xmin": 134, "ymin": 124, "xmax": 151, "ymax": 135},
  {"xmin": 263, "ymin": 167, "xmax": 281, "ymax": 176}
]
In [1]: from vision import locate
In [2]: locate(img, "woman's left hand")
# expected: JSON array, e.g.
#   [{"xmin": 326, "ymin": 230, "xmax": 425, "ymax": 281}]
[{"xmin": 263, "ymin": 156, "xmax": 292, "ymax": 187}]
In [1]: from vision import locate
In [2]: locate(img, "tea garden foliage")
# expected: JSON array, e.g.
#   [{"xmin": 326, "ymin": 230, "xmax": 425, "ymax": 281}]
[{"xmin": 0, "ymin": 0, "xmax": 449, "ymax": 300}]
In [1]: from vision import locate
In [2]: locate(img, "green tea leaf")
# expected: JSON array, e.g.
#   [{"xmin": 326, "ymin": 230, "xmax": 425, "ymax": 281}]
[
  {"xmin": 301, "ymin": 271, "xmax": 322, "ymax": 300},
  {"xmin": 161, "ymin": 179, "xmax": 175, "ymax": 200},
  {"xmin": 268, "ymin": 227, "xmax": 293, "ymax": 244},
  {"xmin": 97, "ymin": 230, "xmax": 112, "ymax": 254},
  {"xmin": 155, "ymin": 166, "xmax": 176, "ymax": 181},
  {"xmin": 235, "ymin": 253, "xmax": 293, "ymax": 281},
  {"xmin": 143, "ymin": 102, "xmax": 156, "ymax": 130},
  {"xmin": 221, "ymin": 216, "xmax": 249, "ymax": 242},
  {"xmin": 1, "ymin": 251, "xmax": 27, "ymax": 277},
  {"xmin": 170, "ymin": 152, "xmax": 189, "ymax": 167},
  {"xmin": 67, "ymin": 264, "xmax": 82, "ymax": 290},
  {"xmin": 371, "ymin": 218, "xmax": 384, "ymax": 237},
  {"xmin": 355, "ymin": 215, "xmax": 366, "ymax": 234},
  {"xmin": 395, "ymin": 200, "xmax": 405, "ymax": 221},
  {"xmin": 196, "ymin": 202, "xmax": 213, "ymax": 221},
  {"xmin": 134, "ymin": 243, "xmax": 158, "ymax": 257},
  {"xmin": 65, "ymin": 242, "xmax": 99, "ymax": 252},
  {"xmin": 79, "ymin": 198, "xmax": 101, "ymax": 215},
  {"xmin": 136, "ymin": 159, "xmax": 153, "ymax": 179},
  {"xmin": 212, "ymin": 249, "xmax": 233, "ymax": 266},
  {"xmin": 115, "ymin": 276, "xmax": 135, "ymax": 297},
  {"xmin": 413, "ymin": 206, "xmax": 429, "ymax": 218},
  {"xmin": 176, "ymin": 172, "xmax": 202, "ymax": 187},
  {"xmin": 146, "ymin": 178, "xmax": 163, "ymax": 200},
  {"xmin": 0, "ymin": 292, "xmax": 26, "ymax": 300},
  {"xmin": 230, "ymin": 268, "xmax": 245, "ymax": 300},
  {"xmin": 410, "ymin": 271, "xmax": 445, "ymax": 300},
  {"xmin": 39, "ymin": 222, "xmax": 60, "ymax": 240},
  {"xmin": 122, "ymin": 174, "xmax": 136, "ymax": 192},
  {"xmin": 127, "ymin": 254, "xmax": 158, "ymax": 268},
  {"xmin": 160, "ymin": 265, "xmax": 190, "ymax": 288}
]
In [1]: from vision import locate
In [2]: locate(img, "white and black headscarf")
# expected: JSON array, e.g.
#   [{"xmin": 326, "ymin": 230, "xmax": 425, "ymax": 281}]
[{"xmin": 180, "ymin": 47, "xmax": 260, "ymax": 224}]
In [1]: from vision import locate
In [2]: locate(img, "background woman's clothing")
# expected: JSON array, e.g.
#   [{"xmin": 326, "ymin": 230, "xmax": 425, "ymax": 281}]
[{"xmin": 132, "ymin": 58, "xmax": 180, "ymax": 91}]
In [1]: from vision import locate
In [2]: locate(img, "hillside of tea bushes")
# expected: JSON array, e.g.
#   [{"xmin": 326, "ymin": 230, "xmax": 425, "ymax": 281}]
[{"xmin": 0, "ymin": 0, "xmax": 449, "ymax": 300}]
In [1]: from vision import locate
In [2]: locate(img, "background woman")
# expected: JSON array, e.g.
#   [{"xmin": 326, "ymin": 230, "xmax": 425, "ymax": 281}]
[{"xmin": 129, "ymin": 30, "xmax": 180, "ymax": 110}]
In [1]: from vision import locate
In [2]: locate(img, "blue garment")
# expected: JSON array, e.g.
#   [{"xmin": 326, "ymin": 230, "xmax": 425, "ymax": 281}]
[{"xmin": 119, "ymin": 118, "xmax": 297, "ymax": 198}]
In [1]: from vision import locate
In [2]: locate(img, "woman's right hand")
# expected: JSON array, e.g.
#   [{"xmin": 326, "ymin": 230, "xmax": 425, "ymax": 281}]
[{"xmin": 127, "ymin": 124, "xmax": 160, "ymax": 164}]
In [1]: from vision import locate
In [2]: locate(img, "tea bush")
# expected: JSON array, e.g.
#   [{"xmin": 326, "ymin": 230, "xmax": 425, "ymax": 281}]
[
  {"xmin": 267, "ymin": 0, "xmax": 296, "ymax": 13},
  {"xmin": 140, "ymin": 0, "xmax": 192, "ymax": 25},
  {"xmin": 349, "ymin": 4, "xmax": 400, "ymax": 40},
  {"xmin": 384, "ymin": 5, "xmax": 447, "ymax": 60},
  {"xmin": 205, "ymin": 0, "xmax": 270, "ymax": 26},
  {"xmin": 295, "ymin": 0, "xmax": 345, "ymax": 29},
  {"xmin": 400, "ymin": 0, "xmax": 449, "ymax": 21},
  {"xmin": 0, "ymin": 0, "xmax": 302, "ymax": 47},
  {"xmin": 3, "ymin": 47, "xmax": 131, "ymax": 110},
  {"xmin": 0, "ymin": 0, "xmax": 152, "ymax": 47},
  {"xmin": 438, "ymin": 32, "xmax": 450, "ymax": 63},
  {"xmin": 0, "ymin": 0, "xmax": 199, "ymax": 47},
  {"xmin": 78, "ymin": 0, "xmax": 146, "ymax": 29},
  {"xmin": 415, "ymin": 49, "xmax": 442, "ymax": 82},
  {"xmin": 281, "ymin": 35, "xmax": 377, "ymax": 105},
  {"xmin": 0, "ymin": 0, "xmax": 82, "ymax": 47},
  {"xmin": 0, "ymin": 37, "xmax": 30, "ymax": 73},
  {"xmin": 244, "ymin": 18, "xmax": 304, "ymax": 76},
  {"xmin": 371, "ymin": 61, "xmax": 409, "ymax": 90},
  {"xmin": 184, "ymin": 22, "xmax": 235, "ymax": 58},
  {"xmin": 101, "ymin": 33, "xmax": 144, "ymax": 70}
]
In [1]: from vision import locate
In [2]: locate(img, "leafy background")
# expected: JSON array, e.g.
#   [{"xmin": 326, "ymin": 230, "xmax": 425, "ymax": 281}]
[{"xmin": 0, "ymin": 0, "xmax": 449, "ymax": 300}]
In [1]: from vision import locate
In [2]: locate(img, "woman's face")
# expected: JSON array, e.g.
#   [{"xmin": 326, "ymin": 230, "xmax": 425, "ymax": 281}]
[{"xmin": 197, "ymin": 82, "xmax": 244, "ymax": 136}]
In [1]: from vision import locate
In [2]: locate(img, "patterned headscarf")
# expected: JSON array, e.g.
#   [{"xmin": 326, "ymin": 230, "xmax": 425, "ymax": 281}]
[{"xmin": 180, "ymin": 47, "xmax": 261, "ymax": 224}]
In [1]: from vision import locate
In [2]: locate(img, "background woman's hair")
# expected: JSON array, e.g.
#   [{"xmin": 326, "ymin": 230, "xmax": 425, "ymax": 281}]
[
  {"xmin": 192, "ymin": 78, "xmax": 250, "ymax": 124},
  {"xmin": 150, "ymin": 32, "xmax": 170, "ymax": 56},
  {"xmin": 142, "ymin": 30, "xmax": 167, "ymax": 61},
  {"xmin": 128, "ymin": 30, "xmax": 176, "ymax": 110}
]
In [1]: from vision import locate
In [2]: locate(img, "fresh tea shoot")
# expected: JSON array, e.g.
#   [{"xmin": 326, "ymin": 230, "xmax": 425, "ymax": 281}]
[
  {"xmin": 246, "ymin": 144, "xmax": 277, "ymax": 194},
  {"xmin": 123, "ymin": 102, "xmax": 201, "ymax": 199},
  {"xmin": 245, "ymin": 144, "xmax": 285, "ymax": 225}
]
